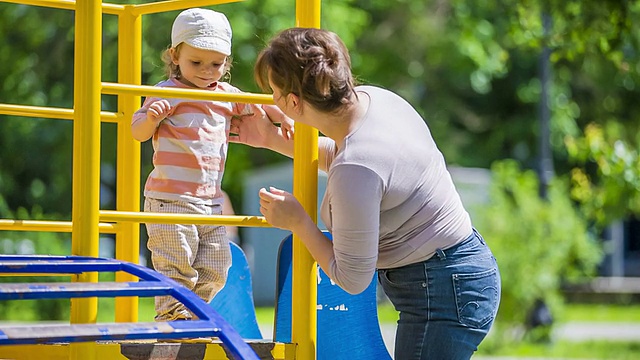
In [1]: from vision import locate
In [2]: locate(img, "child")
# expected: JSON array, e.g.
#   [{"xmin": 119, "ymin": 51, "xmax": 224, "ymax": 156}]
[{"xmin": 131, "ymin": 8, "xmax": 293, "ymax": 321}]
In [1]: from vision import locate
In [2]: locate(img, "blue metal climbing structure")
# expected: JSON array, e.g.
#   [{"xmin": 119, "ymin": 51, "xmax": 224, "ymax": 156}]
[{"xmin": 0, "ymin": 255, "xmax": 259, "ymax": 360}]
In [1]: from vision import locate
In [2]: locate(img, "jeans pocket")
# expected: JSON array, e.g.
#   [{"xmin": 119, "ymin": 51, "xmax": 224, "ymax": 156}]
[
  {"xmin": 379, "ymin": 265, "xmax": 425, "ymax": 289},
  {"xmin": 453, "ymin": 267, "xmax": 499, "ymax": 328}
]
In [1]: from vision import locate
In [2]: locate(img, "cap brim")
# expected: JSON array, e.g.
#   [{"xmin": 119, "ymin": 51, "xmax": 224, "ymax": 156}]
[{"xmin": 186, "ymin": 38, "xmax": 231, "ymax": 56}]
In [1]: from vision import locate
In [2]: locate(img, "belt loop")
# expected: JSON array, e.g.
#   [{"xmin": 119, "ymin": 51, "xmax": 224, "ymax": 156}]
[
  {"xmin": 473, "ymin": 228, "xmax": 486, "ymax": 245},
  {"xmin": 435, "ymin": 248, "xmax": 446, "ymax": 260}
]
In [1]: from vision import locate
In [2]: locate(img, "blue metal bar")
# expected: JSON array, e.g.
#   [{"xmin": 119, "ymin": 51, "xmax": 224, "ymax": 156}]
[
  {"xmin": 0, "ymin": 281, "xmax": 173, "ymax": 300},
  {"xmin": 0, "ymin": 255, "xmax": 259, "ymax": 360},
  {"xmin": 0, "ymin": 321, "xmax": 216, "ymax": 344}
]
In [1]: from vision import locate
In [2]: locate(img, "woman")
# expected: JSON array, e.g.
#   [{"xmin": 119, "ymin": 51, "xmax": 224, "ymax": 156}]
[{"xmin": 230, "ymin": 27, "xmax": 501, "ymax": 359}]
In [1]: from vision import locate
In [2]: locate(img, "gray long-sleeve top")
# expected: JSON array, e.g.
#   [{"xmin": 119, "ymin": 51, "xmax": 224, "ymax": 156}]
[{"xmin": 319, "ymin": 86, "xmax": 473, "ymax": 294}]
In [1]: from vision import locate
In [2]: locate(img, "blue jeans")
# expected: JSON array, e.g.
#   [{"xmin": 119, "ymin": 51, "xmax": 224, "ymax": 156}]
[{"xmin": 378, "ymin": 229, "xmax": 501, "ymax": 360}]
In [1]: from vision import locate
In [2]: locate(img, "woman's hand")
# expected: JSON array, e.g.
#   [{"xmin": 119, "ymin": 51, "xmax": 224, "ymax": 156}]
[
  {"xmin": 258, "ymin": 187, "xmax": 310, "ymax": 232},
  {"xmin": 259, "ymin": 187, "xmax": 334, "ymax": 278},
  {"xmin": 229, "ymin": 103, "xmax": 280, "ymax": 148}
]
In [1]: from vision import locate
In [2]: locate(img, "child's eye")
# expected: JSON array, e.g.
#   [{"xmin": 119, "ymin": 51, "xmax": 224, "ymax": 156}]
[
  {"xmin": 212, "ymin": 63, "xmax": 223, "ymax": 68},
  {"xmin": 191, "ymin": 61, "xmax": 201, "ymax": 65}
]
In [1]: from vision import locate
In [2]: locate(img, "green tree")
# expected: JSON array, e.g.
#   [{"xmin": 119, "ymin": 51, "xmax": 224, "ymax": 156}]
[
  {"xmin": 476, "ymin": 160, "xmax": 602, "ymax": 346},
  {"xmin": 0, "ymin": 5, "xmax": 75, "ymax": 217},
  {"xmin": 566, "ymin": 123, "xmax": 640, "ymax": 227},
  {"xmin": 442, "ymin": 0, "xmax": 640, "ymax": 227}
]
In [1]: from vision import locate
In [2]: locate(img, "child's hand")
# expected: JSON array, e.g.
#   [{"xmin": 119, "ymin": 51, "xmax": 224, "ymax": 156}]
[
  {"xmin": 279, "ymin": 115, "xmax": 295, "ymax": 140},
  {"xmin": 147, "ymin": 99, "xmax": 172, "ymax": 124},
  {"xmin": 263, "ymin": 105, "xmax": 295, "ymax": 140}
]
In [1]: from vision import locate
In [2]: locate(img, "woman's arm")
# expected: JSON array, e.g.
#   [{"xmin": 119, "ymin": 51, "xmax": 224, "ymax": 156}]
[
  {"xmin": 258, "ymin": 187, "xmax": 336, "ymax": 279},
  {"xmin": 258, "ymin": 164, "xmax": 382, "ymax": 295},
  {"xmin": 230, "ymin": 104, "xmax": 336, "ymax": 172},
  {"xmin": 321, "ymin": 165, "xmax": 382, "ymax": 294}
]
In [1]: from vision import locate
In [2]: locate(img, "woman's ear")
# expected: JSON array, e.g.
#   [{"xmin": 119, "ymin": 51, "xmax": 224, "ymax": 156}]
[{"xmin": 287, "ymin": 93, "xmax": 302, "ymax": 113}]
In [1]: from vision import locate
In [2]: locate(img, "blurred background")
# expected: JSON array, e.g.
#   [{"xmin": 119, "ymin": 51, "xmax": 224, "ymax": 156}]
[{"xmin": 1, "ymin": 0, "xmax": 639, "ymax": 357}]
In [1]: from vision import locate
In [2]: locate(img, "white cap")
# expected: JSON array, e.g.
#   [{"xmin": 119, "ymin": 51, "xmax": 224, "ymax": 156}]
[{"xmin": 171, "ymin": 8, "xmax": 232, "ymax": 56}]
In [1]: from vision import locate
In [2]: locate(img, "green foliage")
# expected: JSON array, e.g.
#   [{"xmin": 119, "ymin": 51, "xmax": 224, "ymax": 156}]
[
  {"xmin": 0, "ymin": 5, "xmax": 75, "ymax": 216},
  {"xmin": 449, "ymin": 0, "xmax": 640, "ymax": 75},
  {"xmin": 443, "ymin": 0, "xmax": 640, "ymax": 226},
  {"xmin": 566, "ymin": 123, "xmax": 640, "ymax": 227},
  {"xmin": 475, "ymin": 160, "xmax": 602, "ymax": 344}
]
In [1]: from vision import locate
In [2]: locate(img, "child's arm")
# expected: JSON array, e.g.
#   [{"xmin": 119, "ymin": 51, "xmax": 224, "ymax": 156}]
[
  {"xmin": 263, "ymin": 104, "xmax": 295, "ymax": 140},
  {"xmin": 131, "ymin": 99, "xmax": 172, "ymax": 142}
]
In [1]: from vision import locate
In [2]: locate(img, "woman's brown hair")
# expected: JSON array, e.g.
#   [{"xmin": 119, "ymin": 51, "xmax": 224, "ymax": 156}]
[{"xmin": 255, "ymin": 28, "xmax": 357, "ymax": 113}]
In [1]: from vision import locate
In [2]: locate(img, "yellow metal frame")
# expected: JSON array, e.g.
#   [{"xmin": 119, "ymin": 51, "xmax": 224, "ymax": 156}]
[{"xmin": 0, "ymin": 0, "xmax": 322, "ymax": 359}]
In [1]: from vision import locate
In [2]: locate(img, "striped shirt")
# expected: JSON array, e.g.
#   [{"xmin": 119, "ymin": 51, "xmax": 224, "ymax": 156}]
[{"xmin": 133, "ymin": 78, "xmax": 248, "ymax": 205}]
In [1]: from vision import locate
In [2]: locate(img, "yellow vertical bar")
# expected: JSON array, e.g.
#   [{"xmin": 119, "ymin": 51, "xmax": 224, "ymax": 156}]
[
  {"xmin": 296, "ymin": 0, "xmax": 321, "ymax": 28},
  {"xmin": 293, "ymin": 1, "xmax": 322, "ymax": 360},
  {"xmin": 114, "ymin": 5, "xmax": 142, "ymax": 323},
  {"xmin": 70, "ymin": 0, "xmax": 102, "ymax": 359}
]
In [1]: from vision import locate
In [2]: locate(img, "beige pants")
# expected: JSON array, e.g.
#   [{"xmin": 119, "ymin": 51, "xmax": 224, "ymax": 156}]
[{"xmin": 144, "ymin": 198, "xmax": 231, "ymax": 321}]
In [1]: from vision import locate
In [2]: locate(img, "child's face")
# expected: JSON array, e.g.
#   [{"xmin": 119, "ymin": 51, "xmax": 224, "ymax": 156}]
[{"xmin": 171, "ymin": 43, "xmax": 227, "ymax": 88}]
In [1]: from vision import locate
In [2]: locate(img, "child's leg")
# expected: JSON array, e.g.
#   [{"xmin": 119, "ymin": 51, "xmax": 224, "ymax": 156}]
[
  {"xmin": 192, "ymin": 204, "xmax": 231, "ymax": 303},
  {"xmin": 193, "ymin": 222, "xmax": 231, "ymax": 303},
  {"xmin": 144, "ymin": 198, "xmax": 200, "ymax": 321}
]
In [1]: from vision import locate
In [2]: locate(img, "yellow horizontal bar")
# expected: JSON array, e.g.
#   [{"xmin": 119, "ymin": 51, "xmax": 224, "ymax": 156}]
[
  {"xmin": 102, "ymin": 111, "xmax": 123, "ymax": 123},
  {"xmin": 0, "ymin": 103, "xmax": 119, "ymax": 123},
  {"xmin": 131, "ymin": 0, "xmax": 244, "ymax": 16},
  {"xmin": 0, "ymin": 220, "xmax": 118, "ymax": 234},
  {"xmin": 100, "ymin": 210, "xmax": 271, "ymax": 227},
  {"xmin": 101, "ymin": 82, "xmax": 274, "ymax": 104},
  {"xmin": 0, "ymin": 0, "xmax": 124, "ymax": 14},
  {"xmin": 0, "ymin": 0, "xmax": 247, "ymax": 16},
  {"xmin": 0, "ymin": 104, "xmax": 74, "ymax": 120}
]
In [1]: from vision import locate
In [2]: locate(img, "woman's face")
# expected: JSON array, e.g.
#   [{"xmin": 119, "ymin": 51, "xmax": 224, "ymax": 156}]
[
  {"xmin": 269, "ymin": 75, "xmax": 299, "ymax": 120},
  {"xmin": 172, "ymin": 43, "xmax": 227, "ymax": 89}
]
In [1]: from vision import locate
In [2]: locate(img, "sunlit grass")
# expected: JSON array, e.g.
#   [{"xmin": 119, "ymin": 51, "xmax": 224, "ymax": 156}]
[
  {"xmin": 255, "ymin": 307, "xmax": 274, "ymax": 324},
  {"xmin": 477, "ymin": 340, "xmax": 640, "ymax": 359},
  {"xmin": 96, "ymin": 297, "xmax": 156, "ymax": 322},
  {"xmin": 564, "ymin": 303, "xmax": 640, "ymax": 322}
]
